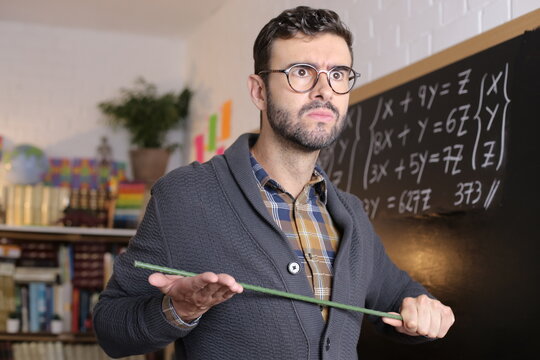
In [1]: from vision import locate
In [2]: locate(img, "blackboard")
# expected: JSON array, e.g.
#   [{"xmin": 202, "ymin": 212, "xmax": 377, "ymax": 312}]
[
  {"xmin": 320, "ymin": 18, "xmax": 539, "ymax": 220},
  {"xmin": 317, "ymin": 10, "xmax": 540, "ymax": 359}
]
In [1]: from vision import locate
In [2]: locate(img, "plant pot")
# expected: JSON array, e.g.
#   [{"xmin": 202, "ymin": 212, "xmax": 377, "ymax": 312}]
[
  {"xmin": 6, "ymin": 318, "xmax": 20, "ymax": 333},
  {"xmin": 50, "ymin": 319, "xmax": 63, "ymax": 334},
  {"xmin": 129, "ymin": 148, "xmax": 170, "ymax": 186}
]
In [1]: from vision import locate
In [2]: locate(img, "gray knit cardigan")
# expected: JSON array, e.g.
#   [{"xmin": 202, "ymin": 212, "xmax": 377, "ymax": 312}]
[{"xmin": 93, "ymin": 133, "xmax": 432, "ymax": 360}]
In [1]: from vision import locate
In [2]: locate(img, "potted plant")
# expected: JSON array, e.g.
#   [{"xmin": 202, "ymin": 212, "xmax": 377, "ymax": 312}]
[
  {"xmin": 6, "ymin": 311, "xmax": 20, "ymax": 333},
  {"xmin": 98, "ymin": 77, "xmax": 192, "ymax": 185},
  {"xmin": 50, "ymin": 313, "xmax": 63, "ymax": 334}
]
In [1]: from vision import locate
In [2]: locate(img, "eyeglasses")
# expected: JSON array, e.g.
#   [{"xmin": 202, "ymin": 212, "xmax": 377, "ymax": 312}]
[{"xmin": 258, "ymin": 63, "xmax": 360, "ymax": 95}]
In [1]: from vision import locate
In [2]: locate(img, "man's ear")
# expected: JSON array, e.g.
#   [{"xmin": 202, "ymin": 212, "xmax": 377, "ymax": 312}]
[{"xmin": 247, "ymin": 74, "xmax": 267, "ymax": 112}]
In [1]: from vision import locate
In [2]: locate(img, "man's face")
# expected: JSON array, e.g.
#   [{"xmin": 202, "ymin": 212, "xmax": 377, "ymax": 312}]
[{"xmin": 263, "ymin": 33, "xmax": 352, "ymax": 151}]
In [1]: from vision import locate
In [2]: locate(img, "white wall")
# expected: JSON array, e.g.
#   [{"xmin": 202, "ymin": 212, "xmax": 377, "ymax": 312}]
[
  {"xmin": 0, "ymin": 0, "xmax": 538, "ymax": 168},
  {"xmin": 0, "ymin": 21, "xmax": 187, "ymax": 175},
  {"xmin": 185, "ymin": 0, "xmax": 539, "ymax": 161}
]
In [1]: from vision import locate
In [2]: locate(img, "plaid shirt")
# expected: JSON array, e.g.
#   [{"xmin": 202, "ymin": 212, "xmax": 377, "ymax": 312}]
[
  {"xmin": 162, "ymin": 153, "xmax": 340, "ymax": 326},
  {"xmin": 250, "ymin": 154, "xmax": 340, "ymax": 321}
]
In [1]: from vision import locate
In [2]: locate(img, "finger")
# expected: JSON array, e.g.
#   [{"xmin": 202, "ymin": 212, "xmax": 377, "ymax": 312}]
[
  {"xmin": 199, "ymin": 274, "xmax": 242, "ymax": 300},
  {"xmin": 220, "ymin": 289, "xmax": 240, "ymax": 300},
  {"xmin": 437, "ymin": 305, "xmax": 455, "ymax": 338},
  {"xmin": 426, "ymin": 301, "xmax": 443, "ymax": 338},
  {"xmin": 211, "ymin": 285, "xmax": 240, "ymax": 301},
  {"xmin": 190, "ymin": 272, "xmax": 219, "ymax": 292},
  {"xmin": 199, "ymin": 282, "xmax": 223, "ymax": 298},
  {"xmin": 215, "ymin": 274, "xmax": 244, "ymax": 293},
  {"xmin": 381, "ymin": 312, "xmax": 403, "ymax": 328},
  {"xmin": 415, "ymin": 295, "xmax": 432, "ymax": 336},
  {"xmin": 148, "ymin": 273, "xmax": 182, "ymax": 292},
  {"xmin": 400, "ymin": 297, "xmax": 419, "ymax": 334}
]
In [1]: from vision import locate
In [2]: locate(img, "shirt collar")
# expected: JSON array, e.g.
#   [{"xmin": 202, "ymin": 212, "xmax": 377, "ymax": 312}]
[{"xmin": 249, "ymin": 152, "xmax": 328, "ymax": 204}]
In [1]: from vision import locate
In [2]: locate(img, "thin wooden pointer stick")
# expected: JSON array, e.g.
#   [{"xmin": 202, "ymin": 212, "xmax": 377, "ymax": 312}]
[{"xmin": 134, "ymin": 260, "xmax": 403, "ymax": 321}]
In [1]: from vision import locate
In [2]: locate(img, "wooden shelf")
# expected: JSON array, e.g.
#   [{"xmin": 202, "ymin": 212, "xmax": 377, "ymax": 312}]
[
  {"xmin": 0, "ymin": 225, "xmax": 135, "ymax": 243},
  {"xmin": 0, "ymin": 332, "xmax": 96, "ymax": 343}
]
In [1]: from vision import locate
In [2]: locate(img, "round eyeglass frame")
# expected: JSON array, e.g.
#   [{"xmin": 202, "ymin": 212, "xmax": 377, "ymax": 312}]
[{"xmin": 258, "ymin": 63, "xmax": 361, "ymax": 95}]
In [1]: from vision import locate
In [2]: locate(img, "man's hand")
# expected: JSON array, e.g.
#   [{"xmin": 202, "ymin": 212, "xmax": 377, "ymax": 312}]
[
  {"xmin": 149, "ymin": 272, "xmax": 243, "ymax": 322},
  {"xmin": 382, "ymin": 294, "xmax": 455, "ymax": 338}
]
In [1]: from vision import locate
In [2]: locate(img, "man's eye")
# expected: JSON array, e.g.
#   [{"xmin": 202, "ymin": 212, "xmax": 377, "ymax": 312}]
[
  {"xmin": 292, "ymin": 66, "xmax": 312, "ymax": 77},
  {"xmin": 331, "ymin": 71, "xmax": 345, "ymax": 81}
]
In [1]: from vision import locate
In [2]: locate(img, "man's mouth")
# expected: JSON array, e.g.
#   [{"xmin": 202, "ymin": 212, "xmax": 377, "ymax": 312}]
[
  {"xmin": 306, "ymin": 109, "xmax": 336, "ymax": 122},
  {"xmin": 299, "ymin": 101, "xmax": 340, "ymax": 123}
]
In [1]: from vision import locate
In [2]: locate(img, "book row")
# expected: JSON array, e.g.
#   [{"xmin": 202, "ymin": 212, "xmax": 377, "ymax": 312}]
[
  {"xmin": 1, "ymin": 182, "xmax": 147, "ymax": 229},
  {"xmin": 0, "ymin": 341, "xmax": 145, "ymax": 360},
  {"xmin": 0, "ymin": 241, "xmax": 124, "ymax": 335}
]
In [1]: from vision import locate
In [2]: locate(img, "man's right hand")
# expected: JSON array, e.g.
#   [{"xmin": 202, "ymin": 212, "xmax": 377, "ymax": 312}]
[{"xmin": 148, "ymin": 272, "xmax": 243, "ymax": 322}]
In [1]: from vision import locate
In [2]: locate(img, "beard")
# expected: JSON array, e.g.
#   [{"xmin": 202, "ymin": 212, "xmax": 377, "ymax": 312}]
[{"xmin": 266, "ymin": 91, "xmax": 346, "ymax": 152}]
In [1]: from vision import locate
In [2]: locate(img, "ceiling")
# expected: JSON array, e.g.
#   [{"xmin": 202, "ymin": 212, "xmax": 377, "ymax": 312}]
[{"xmin": 0, "ymin": 0, "xmax": 227, "ymax": 38}]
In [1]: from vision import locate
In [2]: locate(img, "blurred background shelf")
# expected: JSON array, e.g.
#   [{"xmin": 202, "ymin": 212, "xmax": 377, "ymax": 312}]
[
  {"xmin": 0, "ymin": 331, "xmax": 96, "ymax": 343},
  {"xmin": 0, "ymin": 225, "xmax": 134, "ymax": 243}
]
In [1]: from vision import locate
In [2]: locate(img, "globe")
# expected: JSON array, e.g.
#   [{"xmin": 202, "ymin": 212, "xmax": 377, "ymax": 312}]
[{"xmin": 3, "ymin": 144, "xmax": 49, "ymax": 185}]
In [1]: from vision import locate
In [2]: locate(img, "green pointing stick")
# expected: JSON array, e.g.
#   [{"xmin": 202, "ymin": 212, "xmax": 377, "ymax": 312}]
[{"xmin": 134, "ymin": 260, "xmax": 403, "ymax": 321}]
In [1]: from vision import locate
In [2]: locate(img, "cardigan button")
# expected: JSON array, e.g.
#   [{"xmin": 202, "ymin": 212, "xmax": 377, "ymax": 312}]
[{"xmin": 287, "ymin": 262, "xmax": 300, "ymax": 274}]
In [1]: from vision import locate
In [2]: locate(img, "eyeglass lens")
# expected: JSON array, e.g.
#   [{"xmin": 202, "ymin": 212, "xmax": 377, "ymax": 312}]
[{"xmin": 288, "ymin": 65, "xmax": 354, "ymax": 94}]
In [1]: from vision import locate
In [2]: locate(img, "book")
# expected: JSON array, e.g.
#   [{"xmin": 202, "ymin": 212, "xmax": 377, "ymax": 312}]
[
  {"xmin": 61, "ymin": 282, "xmax": 72, "ymax": 333},
  {"xmin": 53, "ymin": 341, "xmax": 64, "ymax": 360},
  {"xmin": 4, "ymin": 184, "xmax": 16, "ymax": 225},
  {"xmin": 28, "ymin": 283, "xmax": 40, "ymax": 332},
  {"xmin": 71, "ymin": 287, "xmax": 80, "ymax": 333},
  {"xmin": 13, "ymin": 267, "xmax": 59, "ymax": 283},
  {"xmin": 17, "ymin": 242, "xmax": 58, "ymax": 268},
  {"xmin": 20, "ymin": 285, "xmax": 29, "ymax": 332},
  {"xmin": 63, "ymin": 343, "xmax": 74, "ymax": 360},
  {"xmin": 19, "ymin": 342, "xmax": 31, "ymax": 360},
  {"xmin": 0, "ymin": 262, "xmax": 16, "ymax": 332},
  {"xmin": 0, "ymin": 243, "xmax": 21, "ymax": 258},
  {"xmin": 13, "ymin": 185, "xmax": 24, "ymax": 226},
  {"xmin": 31, "ymin": 184, "xmax": 44, "ymax": 225},
  {"xmin": 113, "ymin": 181, "xmax": 146, "ymax": 229},
  {"xmin": 79, "ymin": 289, "xmax": 89, "ymax": 333},
  {"xmin": 45, "ymin": 341, "xmax": 55, "ymax": 360},
  {"xmin": 36, "ymin": 283, "xmax": 47, "ymax": 332},
  {"xmin": 12, "ymin": 343, "xmax": 21, "ymax": 360},
  {"xmin": 72, "ymin": 243, "xmax": 106, "ymax": 289},
  {"xmin": 22, "ymin": 185, "xmax": 33, "ymax": 226},
  {"xmin": 44, "ymin": 284, "xmax": 54, "ymax": 331}
]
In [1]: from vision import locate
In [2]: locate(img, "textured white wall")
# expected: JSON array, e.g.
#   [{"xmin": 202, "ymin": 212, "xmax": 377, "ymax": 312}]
[
  {"xmin": 0, "ymin": 0, "xmax": 537, "ymax": 168},
  {"xmin": 0, "ymin": 21, "xmax": 187, "ymax": 175},
  {"xmin": 185, "ymin": 0, "xmax": 539, "ymax": 161}
]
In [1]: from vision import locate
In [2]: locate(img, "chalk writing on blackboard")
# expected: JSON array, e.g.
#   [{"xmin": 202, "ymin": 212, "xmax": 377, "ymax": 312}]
[{"xmin": 319, "ymin": 45, "xmax": 513, "ymax": 219}]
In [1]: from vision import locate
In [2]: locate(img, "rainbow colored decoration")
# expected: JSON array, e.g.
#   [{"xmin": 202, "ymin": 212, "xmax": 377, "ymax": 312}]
[
  {"xmin": 113, "ymin": 181, "xmax": 146, "ymax": 229},
  {"xmin": 71, "ymin": 158, "xmax": 98, "ymax": 189},
  {"xmin": 43, "ymin": 158, "xmax": 127, "ymax": 189},
  {"xmin": 193, "ymin": 100, "xmax": 232, "ymax": 163},
  {"xmin": 44, "ymin": 158, "xmax": 72, "ymax": 188}
]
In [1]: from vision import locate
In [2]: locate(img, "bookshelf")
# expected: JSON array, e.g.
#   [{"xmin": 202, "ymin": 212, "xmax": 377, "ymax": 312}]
[
  {"xmin": 0, "ymin": 332, "xmax": 96, "ymax": 343},
  {"xmin": 0, "ymin": 225, "xmax": 135, "ymax": 243},
  {"xmin": 0, "ymin": 225, "xmax": 162, "ymax": 360}
]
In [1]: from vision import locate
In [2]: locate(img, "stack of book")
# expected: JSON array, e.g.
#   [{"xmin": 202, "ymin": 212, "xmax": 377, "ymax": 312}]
[
  {"xmin": 8, "ymin": 242, "xmax": 60, "ymax": 333},
  {"xmin": 0, "ymin": 240, "xmax": 127, "ymax": 337},
  {"xmin": 71, "ymin": 242, "xmax": 106, "ymax": 334},
  {"xmin": 113, "ymin": 182, "xmax": 147, "ymax": 229},
  {"xmin": 2, "ymin": 185, "xmax": 70, "ymax": 226},
  {"xmin": 0, "ymin": 259, "xmax": 17, "ymax": 332}
]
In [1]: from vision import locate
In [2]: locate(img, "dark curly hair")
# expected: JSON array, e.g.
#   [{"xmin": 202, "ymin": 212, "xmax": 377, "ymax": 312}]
[{"xmin": 253, "ymin": 6, "xmax": 353, "ymax": 75}]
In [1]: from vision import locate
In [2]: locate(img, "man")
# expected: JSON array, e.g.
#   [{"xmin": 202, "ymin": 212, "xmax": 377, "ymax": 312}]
[{"xmin": 94, "ymin": 6, "xmax": 454, "ymax": 359}]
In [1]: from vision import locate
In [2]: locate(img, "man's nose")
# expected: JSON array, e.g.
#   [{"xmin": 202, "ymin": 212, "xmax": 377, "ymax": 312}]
[{"xmin": 310, "ymin": 72, "xmax": 334, "ymax": 101}]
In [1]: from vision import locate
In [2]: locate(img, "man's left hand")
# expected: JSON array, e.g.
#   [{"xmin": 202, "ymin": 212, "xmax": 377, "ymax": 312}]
[{"xmin": 382, "ymin": 294, "xmax": 455, "ymax": 338}]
